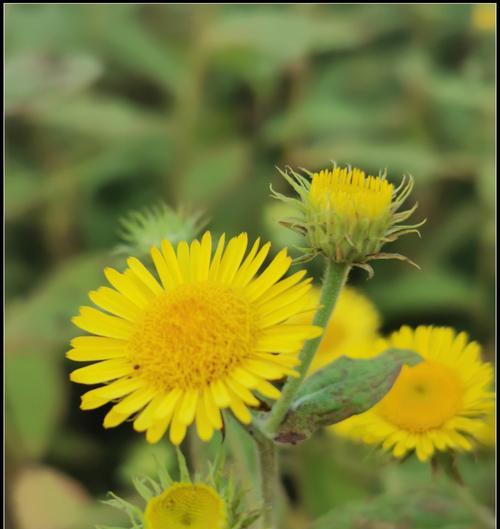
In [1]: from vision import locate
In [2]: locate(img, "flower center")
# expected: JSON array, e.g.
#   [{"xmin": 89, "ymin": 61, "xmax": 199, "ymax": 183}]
[
  {"xmin": 309, "ymin": 167, "xmax": 394, "ymax": 222},
  {"xmin": 377, "ymin": 361, "xmax": 463, "ymax": 433},
  {"xmin": 128, "ymin": 282, "xmax": 257, "ymax": 391},
  {"xmin": 145, "ymin": 483, "xmax": 226, "ymax": 529}
]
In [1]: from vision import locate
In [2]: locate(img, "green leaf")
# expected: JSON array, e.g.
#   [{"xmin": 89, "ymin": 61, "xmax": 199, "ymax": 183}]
[
  {"xmin": 32, "ymin": 96, "xmax": 167, "ymax": 140},
  {"xmin": 181, "ymin": 142, "xmax": 249, "ymax": 205},
  {"xmin": 5, "ymin": 50, "xmax": 101, "ymax": 114},
  {"xmin": 311, "ymin": 488, "xmax": 477, "ymax": 529},
  {"xmin": 274, "ymin": 349, "xmax": 421, "ymax": 444},
  {"xmin": 176, "ymin": 447, "xmax": 191, "ymax": 483},
  {"xmin": 6, "ymin": 352, "xmax": 65, "ymax": 458},
  {"xmin": 6, "ymin": 253, "xmax": 110, "ymax": 350}
]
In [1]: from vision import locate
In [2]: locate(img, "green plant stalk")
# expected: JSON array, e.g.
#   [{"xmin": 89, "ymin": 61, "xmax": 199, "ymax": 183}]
[
  {"xmin": 263, "ymin": 260, "xmax": 350, "ymax": 437},
  {"xmin": 253, "ymin": 428, "xmax": 279, "ymax": 529}
]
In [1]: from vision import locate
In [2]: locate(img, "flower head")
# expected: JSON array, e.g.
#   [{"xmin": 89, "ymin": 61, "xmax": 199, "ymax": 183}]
[
  {"xmin": 145, "ymin": 483, "xmax": 226, "ymax": 529},
  {"xmin": 69, "ymin": 232, "xmax": 321, "ymax": 445},
  {"xmin": 115, "ymin": 203, "xmax": 206, "ymax": 257},
  {"xmin": 272, "ymin": 165, "xmax": 424, "ymax": 273},
  {"xmin": 472, "ymin": 4, "xmax": 496, "ymax": 32},
  {"xmin": 98, "ymin": 448, "xmax": 258, "ymax": 529},
  {"xmin": 333, "ymin": 326, "xmax": 494, "ymax": 462}
]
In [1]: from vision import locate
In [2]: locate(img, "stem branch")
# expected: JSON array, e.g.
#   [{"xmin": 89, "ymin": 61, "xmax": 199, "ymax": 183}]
[
  {"xmin": 254, "ymin": 428, "xmax": 279, "ymax": 529},
  {"xmin": 263, "ymin": 260, "xmax": 350, "ymax": 436}
]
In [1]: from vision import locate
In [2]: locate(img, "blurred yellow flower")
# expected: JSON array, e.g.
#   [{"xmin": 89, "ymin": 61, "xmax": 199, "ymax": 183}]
[
  {"xmin": 272, "ymin": 165, "xmax": 423, "ymax": 271},
  {"xmin": 472, "ymin": 4, "xmax": 496, "ymax": 32},
  {"xmin": 475, "ymin": 409, "xmax": 496, "ymax": 448},
  {"xmin": 99, "ymin": 447, "xmax": 257, "ymax": 529},
  {"xmin": 333, "ymin": 326, "xmax": 494, "ymax": 462},
  {"xmin": 145, "ymin": 482, "xmax": 226, "ymax": 529},
  {"xmin": 68, "ymin": 232, "xmax": 321, "ymax": 445},
  {"xmin": 292, "ymin": 286, "xmax": 381, "ymax": 373}
]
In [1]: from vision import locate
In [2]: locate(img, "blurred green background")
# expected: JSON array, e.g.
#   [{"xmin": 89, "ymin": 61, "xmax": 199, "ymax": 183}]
[{"xmin": 5, "ymin": 4, "xmax": 495, "ymax": 529}]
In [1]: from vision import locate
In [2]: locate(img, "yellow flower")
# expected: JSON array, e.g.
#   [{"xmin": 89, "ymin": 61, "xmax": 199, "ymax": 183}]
[
  {"xmin": 272, "ymin": 165, "xmax": 423, "ymax": 272},
  {"xmin": 292, "ymin": 287, "xmax": 381, "ymax": 373},
  {"xmin": 475, "ymin": 409, "xmax": 496, "ymax": 448},
  {"xmin": 472, "ymin": 4, "xmax": 496, "ymax": 32},
  {"xmin": 99, "ymin": 448, "xmax": 257, "ymax": 529},
  {"xmin": 333, "ymin": 326, "xmax": 494, "ymax": 462},
  {"xmin": 68, "ymin": 232, "xmax": 321, "ymax": 445},
  {"xmin": 145, "ymin": 483, "xmax": 226, "ymax": 529}
]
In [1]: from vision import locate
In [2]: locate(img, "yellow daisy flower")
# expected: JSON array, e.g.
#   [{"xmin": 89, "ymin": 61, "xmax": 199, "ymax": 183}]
[
  {"xmin": 68, "ymin": 232, "xmax": 321, "ymax": 445},
  {"xmin": 145, "ymin": 483, "xmax": 226, "ymax": 529},
  {"xmin": 99, "ymin": 448, "xmax": 258, "ymax": 529},
  {"xmin": 291, "ymin": 287, "xmax": 381, "ymax": 373},
  {"xmin": 272, "ymin": 165, "xmax": 423, "ymax": 270},
  {"xmin": 333, "ymin": 326, "xmax": 494, "ymax": 462}
]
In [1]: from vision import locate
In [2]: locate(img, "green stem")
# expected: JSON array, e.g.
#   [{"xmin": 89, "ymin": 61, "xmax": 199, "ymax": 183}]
[
  {"xmin": 263, "ymin": 260, "xmax": 350, "ymax": 437},
  {"xmin": 254, "ymin": 428, "xmax": 279, "ymax": 529},
  {"xmin": 453, "ymin": 482, "xmax": 495, "ymax": 529}
]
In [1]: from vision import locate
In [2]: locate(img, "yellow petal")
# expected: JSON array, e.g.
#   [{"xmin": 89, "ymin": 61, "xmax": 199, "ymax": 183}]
[
  {"xmin": 112, "ymin": 386, "xmax": 157, "ymax": 415},
  {"xmin": 196, "ymin": 398, "xmax": 214, "ymax": 441},
  {"xmin": 155, "ymin": 388, "xmax": 182, "ymax": 419},
  {"xmin": 217, "ymin": 233, "xmax": 248, "ymax": 284},
  {"xmin": 245, "ymin": 249, "xmax": 292, "ymax": 302},
  {"xmin": 134, "ymin": 394, "xmax": 164, "ymax": 432},
  {"xmin": 146, "ymin": 413, "xmax": 173, "ymax": 444},
  {"xmin": 233, "ymin": 240, "xmax": 271, "ymax": 287},
  {"xmin": 104, "ymin": 267, "xmax": 150, "ymax": 308},
  {"xmin": 103, "ymin": 407, "xmax": 129, "ymax": 428},
  {"xmin": 227, "ymin": 389, "xmax": 252, "ymax": 424},
  {"xmin": 254, "ymin": 270, "xmax": 306, "ymax": 307},
  {"xmin": 211, "ymin": 380, "xmax": 231, "ymax": 407},
  {"xmin": 72, "ymin": 307, "xmax": 133, "ymax": 340},
  {"xmin": 208, "ymin": 234, "xmax": 226, "ymax": 279},
  {"xmin": 127, "ymin": 257, "xmax": 163, "ymax": 295},
  {"xmin": 80, "ymin": 377, "xmax": 142, "ymax": 409},
  {"xmin": 203, "ymin": 388, "xmax": 223, "ymax": 430},
  {"xmin": 178, "ymin": 389, "xmax": 199, "ymax": 425},
  {"xmin": 226, "ymin": 377, "xmax": 259, "ymax": 406},
  {"xmin": 161, "ymin": 239, "xmax": 183, "ymax": 285},
  {"xmin": 169, "ymin": 410, "xmax": 188, "ymax": 445},
  {"xmin": 89, "ymin": 287, "xmax": 141, "ymax": 321},
  {"xmin": 176, "ymin": 241, "xmax": 191, "ymax": 282},
  {"xmin": 70, "ymin": 359, "xmax": 132, "ymax": 384},
  {"xmin": 151, "ymin": 246, "xmax": 177, "ymax": 290}
]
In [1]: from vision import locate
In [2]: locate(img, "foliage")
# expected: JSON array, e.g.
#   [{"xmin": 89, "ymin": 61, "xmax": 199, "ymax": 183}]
[{"xmin": 5, "ymin": 4, "xmax": 494, "ymax": 529}]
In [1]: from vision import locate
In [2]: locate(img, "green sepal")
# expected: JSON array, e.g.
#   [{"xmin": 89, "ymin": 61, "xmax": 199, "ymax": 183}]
[{"xmin": 274, "ymin": 348, "xmax": 422, "ymax": 444}]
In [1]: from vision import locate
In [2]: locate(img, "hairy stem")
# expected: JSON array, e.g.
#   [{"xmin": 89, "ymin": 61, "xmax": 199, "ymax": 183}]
[
  {"xmin": 254, "ymin": 428, "xmax": 279, "ymax": 529},
  {"xmin": 263, "ymin": 260, "xmax": 350, "ymax": 437}
]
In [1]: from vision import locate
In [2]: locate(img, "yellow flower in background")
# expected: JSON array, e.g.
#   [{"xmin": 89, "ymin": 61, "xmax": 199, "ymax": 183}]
[
  {"xmin": 333, "ymin": 326, "xmax": 494, "ymax": 462},
  {"xmin": 68, "ymin": 232, "xmax": 321, "ymax": 445},
  {"xmin": 472, "ymin": 4, "xmax": 496, "ymax": 32},
  {"xmin": 475, "ymin": 409, "xmax": 496, "ymax": 448},
  {"xmin": 291, "ymin": 287, "xmax": 381, "ymax": 373},
  {"xmin": 272, "ymin": 165, "xmax": 424, "ymax": 272},
  {"xmin": 99, "ymin": 448, "xmax": 258, "ymax": 529},
  {"xmin": 145, "ymin": 483, "xmax": 226, "ymax": 529}
]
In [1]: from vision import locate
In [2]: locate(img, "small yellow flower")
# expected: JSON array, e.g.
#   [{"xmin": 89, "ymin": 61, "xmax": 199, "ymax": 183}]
[
  {"xmin": 291, "ymin": 287, "xmax": 381, "ymax": 373},
  {"xmin": 99, "ymin": 448, "xmax": 257, "ymax": 529},
  {"xmin": 68, "ymin": 232, "xmax": 321, "ymax": 445},
  {"xmin": 145, "ymin": 483, "xmax": 226, "ymax": 529},
  {"xmin": 472, "ymin": 4, "xmax": 496, "ymax": 32},
  {"xmin": 333, "ymin": 326, "xmax": 494, "ymax": 462},
  {"xmin": 272, "ymin": 165, "xmax": 424, "ymax": 273},
  {"xmin": 475, "ymin": 409, "xmax": 496, "ymax": 448}
]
